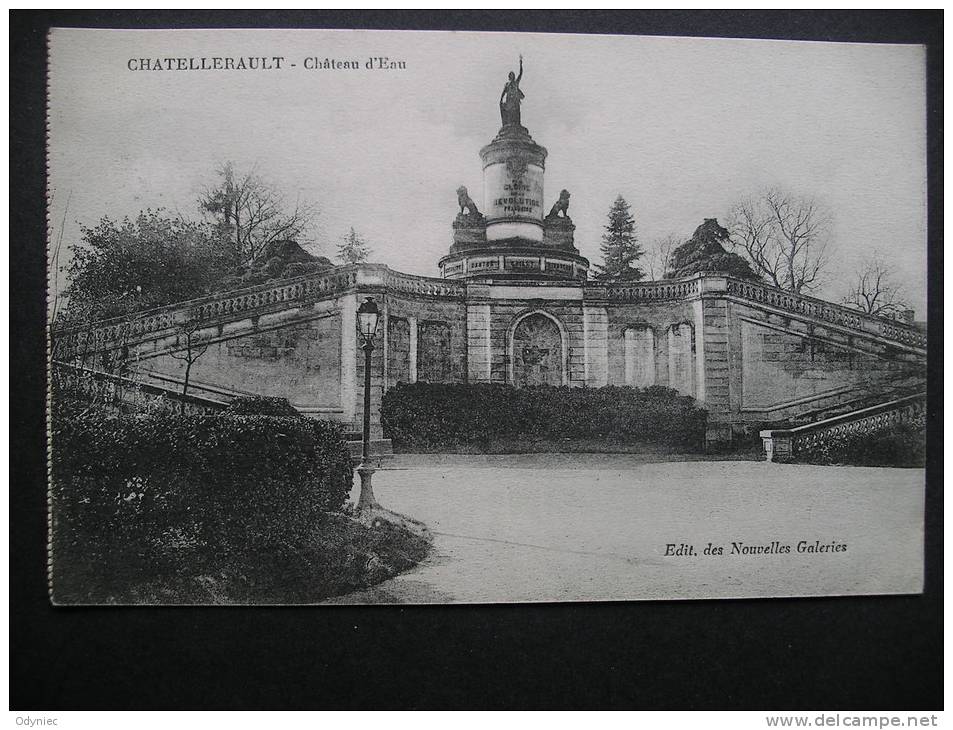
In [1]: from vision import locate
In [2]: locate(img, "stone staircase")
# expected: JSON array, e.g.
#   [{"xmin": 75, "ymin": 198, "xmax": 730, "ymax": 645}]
[
  {"xmin": 785, "ymin": 375, "xmax": 926, "ymax": 428},
  {"xmin": 760, "ymin": 391, "xmax": 926, "ymax": 463}
]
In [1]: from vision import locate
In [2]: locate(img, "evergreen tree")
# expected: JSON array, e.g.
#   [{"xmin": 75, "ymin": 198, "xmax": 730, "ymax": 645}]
[
  {"xmin": 337, "ymin": 227, "xmax": 371, "ymax": 264},
  {"xmin": 596, "ymin": 195, "xmax": 645, "ymax": 280}
]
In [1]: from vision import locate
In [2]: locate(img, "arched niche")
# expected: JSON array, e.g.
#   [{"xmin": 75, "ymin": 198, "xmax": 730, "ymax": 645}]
[{"xmin": 508, "ymin": 310, "xmax": 567, "ymax": 387}]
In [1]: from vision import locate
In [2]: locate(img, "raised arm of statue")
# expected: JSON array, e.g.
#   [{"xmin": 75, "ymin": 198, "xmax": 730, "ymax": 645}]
[{"xmin": 517, "ymin": 55, "xmax": 523, "ymax": 85}]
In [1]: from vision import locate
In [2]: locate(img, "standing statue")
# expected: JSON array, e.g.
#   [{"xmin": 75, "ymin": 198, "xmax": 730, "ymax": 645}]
[{"xmin": 499, "ymin": 55, "xmax": 525, "ymax": 127}]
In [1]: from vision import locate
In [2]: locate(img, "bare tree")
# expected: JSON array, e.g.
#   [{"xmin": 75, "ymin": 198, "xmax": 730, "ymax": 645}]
[
  {"xmin": 200, "ymin": 162, "xmax": 317, "ymax": 263},
  {"xmin": 646, "ymin": 233, "xmax": 681, "ymax": 280},
  {"xmin": 728, "ymin": 188, "xmax": 831, "ymax": 294},
  {"xmin": 169, "ymin": 322, "xmax": 209, "ymax": 396},
  {"xmin": 842, "ymin": 256, "xmax": 909, "ymax": 318}
]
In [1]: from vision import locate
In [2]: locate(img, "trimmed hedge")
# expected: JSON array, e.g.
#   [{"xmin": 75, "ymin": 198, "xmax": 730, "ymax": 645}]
[
  {"xmin": 50, "ymin": 409, "xmax": 353, "ymax": 601},
  {"xmin": 381, "ymin": 383, "xmax": 708, "ymax": 452},
  {"xmin": 223, "ymin": 395, "xmax": 302, "ymax": 417},
  {"xmin": 792, "ymin": 420, "xmax": 926, "ymax": 468}
]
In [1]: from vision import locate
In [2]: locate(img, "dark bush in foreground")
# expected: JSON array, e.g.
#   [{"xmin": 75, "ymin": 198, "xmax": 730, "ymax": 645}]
[
  {"xmin": 50, "ymin": 409, "xmax": 358, "ymax": 602},
  {"xmin": 793, "ymin": 420, "xmax": 925, "ymax": 468},
  {"xmin": 381, "ymin": 382, "xmax": 708, "ymax": 452}
]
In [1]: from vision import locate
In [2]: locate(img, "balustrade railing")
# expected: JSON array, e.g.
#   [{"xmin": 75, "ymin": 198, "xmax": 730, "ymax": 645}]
[
  {"xmin": 52, "ymin": 267, "xmax": 362, "ymax": 358},
  {"xmin": 51, "ymin": 360, "xmax": 229, "ymax": 416},
  {"xmin": 52, "ymin": 266, "xmax": 927, "ymax": 359},
  {"xmin": 382, "ymin": 269, "xmax": 465, "ymax": 298},
  {"xmin": 603, "ymin": 279, "xmax": 700, "ymax": 301},
  {"xmin": 725, "ymin": 279, "xmax": 926, "ymax": 349},
  {"xmin": 760, "ymin": 393, "xmax": 926, "ymax": 463}
]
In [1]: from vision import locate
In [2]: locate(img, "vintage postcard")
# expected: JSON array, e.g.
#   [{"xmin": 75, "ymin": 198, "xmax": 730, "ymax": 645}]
[{"xmin": 47, "ymin": 28, "xmax": 928, "ymax": 605}]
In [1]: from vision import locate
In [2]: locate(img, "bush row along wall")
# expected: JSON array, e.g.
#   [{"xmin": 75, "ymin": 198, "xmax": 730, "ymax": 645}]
[{"xmin": 380, "ymin": 382, "xmax": 708, "ymax": 452}]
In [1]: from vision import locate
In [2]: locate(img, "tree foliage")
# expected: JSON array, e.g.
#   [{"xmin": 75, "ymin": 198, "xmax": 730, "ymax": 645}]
[
  {"xmin": 596, "ymin": 195, "xmax": 645, "ymax": 280},
  {"xmin": 665, "ymin": 219, "xmax": 761, "ymax": 281},
  {"xmin": 63, "ymin": 210, "xmax": 234, "ymax": 322},
  {"xmin": 200, "ymin": 161, "xmax": 317, "ymax": 263},
  {"xmin": 337, "ymin": 227, "xmax": 372, "ymax": 264},
  {"xmin": 728, "ymin": 188, "xmax": 831, "ymax": 293}
]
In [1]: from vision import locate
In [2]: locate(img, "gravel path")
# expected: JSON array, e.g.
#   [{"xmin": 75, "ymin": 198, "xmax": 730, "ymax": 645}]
[{"xmin": 326, "ymin": 455, "xmax": 924, "ymax": 604}]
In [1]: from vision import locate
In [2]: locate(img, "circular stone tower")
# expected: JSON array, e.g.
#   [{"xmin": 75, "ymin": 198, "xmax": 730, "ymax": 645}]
[{"xmin": 439, "ymin": 60, "xmax": 589, "ymax": 281}]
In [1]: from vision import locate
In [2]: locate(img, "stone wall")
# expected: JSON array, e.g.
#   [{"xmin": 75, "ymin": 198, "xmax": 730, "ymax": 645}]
[
  {"xmin": 104, "ymin": 266, "xmax": 925, "ymax": 444},
  {"xmin": 721, "ymin": 297, "xmax": 925, "ymax": 431},
  {"xmin": 137, "ymin": 311, "xmax": 343, "ymax": 413},
  {"xmin": 605, "ymin": 301, "xmax": 698, "ymax": 396}
]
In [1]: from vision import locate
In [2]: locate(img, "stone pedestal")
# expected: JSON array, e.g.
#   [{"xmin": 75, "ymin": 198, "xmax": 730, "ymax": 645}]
[
  {"xmin": 543, "ymin": 215, "xmax": 577, "ymax": 251},
  {"xmin": 451, "ymin": 213, "xmax": 487, "ymax": 252},
  {"xmin": 480, "ymin": 125, "xmax": 547, "ymax": 243},
  {"xmin": 439, "ymin": 122, "xmax": 588, "ymax": 281}
]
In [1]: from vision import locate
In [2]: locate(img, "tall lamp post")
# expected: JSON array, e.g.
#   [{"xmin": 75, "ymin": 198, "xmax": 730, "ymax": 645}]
[{"xmin": 356, "ymin": 296, "xmax": 380, "ymax": 513}]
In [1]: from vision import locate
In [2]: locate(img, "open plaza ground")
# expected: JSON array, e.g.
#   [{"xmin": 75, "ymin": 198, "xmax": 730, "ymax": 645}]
[{"xmin": 330, "ymin": 455, "xmax": 925, "ymax": 604}]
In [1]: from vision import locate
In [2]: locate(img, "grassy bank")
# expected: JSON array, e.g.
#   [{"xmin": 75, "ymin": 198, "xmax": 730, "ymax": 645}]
[{"xmin": 52, "ymin": 511, "xmax": 431, "ymax": 605}]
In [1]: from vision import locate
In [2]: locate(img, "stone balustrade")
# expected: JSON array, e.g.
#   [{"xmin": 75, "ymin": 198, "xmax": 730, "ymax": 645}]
[
  {"xmin": 603, "ymin": 279, "xmax": 700, "ymax": 301},
  {"xmin": 725, "ymin": 278, "xmax": 926, "ymax": 350},
  {"xmin": 760, "ymin": 393, "xmax": 926, "ymax": 463},
  {"xmin": 52, "ymin": 360, "xmax": 229, "ymax": 415},
  {"xmin": 51, "ymin": 267, "xmax": 927, "ymax": 359}
]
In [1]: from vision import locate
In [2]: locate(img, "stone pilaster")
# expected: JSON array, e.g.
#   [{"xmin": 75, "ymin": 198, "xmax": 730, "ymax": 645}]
[
  {"xmin": 583, "ymin": 305, "xmax": 609, "ymax": 386},
  {"xmin": 408, "ymin": 316, "xmax": 418, "ymax": 383},
  {"xmin": 466, "ymin": 304, "xmax": 492, "ymax": 382},
  {"xmin": 697, "ymin": 275, "xmax": 732, "ymax": 443},
  {"xmin": 339, "ymin": 293, "xmax": 358, "ymax": 426}
]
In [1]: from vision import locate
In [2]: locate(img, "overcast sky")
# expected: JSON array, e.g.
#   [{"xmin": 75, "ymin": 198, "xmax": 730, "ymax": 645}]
[{"xmin": 48, "ymin": 28, "xmax": 927, "ymax": 311}]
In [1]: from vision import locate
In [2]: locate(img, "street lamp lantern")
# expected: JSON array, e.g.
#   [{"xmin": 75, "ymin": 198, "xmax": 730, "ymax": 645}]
[
  {"xmin": 355, "ymin": 297, "xmax": 380, "ymax": 514},
  {"xmin": 357, "ymin": 297, "xmax": 380, "ymax": 344}
]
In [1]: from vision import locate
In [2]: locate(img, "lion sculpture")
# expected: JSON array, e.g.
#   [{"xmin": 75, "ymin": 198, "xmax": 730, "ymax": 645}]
[
  {"xmin": 456, "ymin": 186, "xmax": 481, "ymax": 217},
  {"xmin": 547, "ymin": 189, "xmax": 571, "ymax": 218}
]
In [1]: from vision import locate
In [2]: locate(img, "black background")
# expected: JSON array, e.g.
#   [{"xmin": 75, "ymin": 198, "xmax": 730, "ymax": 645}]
[{"xmin": 10, "ymin": 10, "xmax": 943, "ymax": 710}]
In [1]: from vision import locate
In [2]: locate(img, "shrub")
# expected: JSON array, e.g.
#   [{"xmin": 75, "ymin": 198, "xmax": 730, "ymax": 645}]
[
  {"xmin": 224, "ymin": 395, "xmax": 302, "ymax": 417},
  {"xmin": 50, "ymin": 409, "xmax": 354, "ymax": 600},
  {"xmin": 381, "ymin": 382, "xmax": 708, "ymax": 452},
  {"xmin": 793, "ymin": 420, "xmax": 925, "ymax": 467}
]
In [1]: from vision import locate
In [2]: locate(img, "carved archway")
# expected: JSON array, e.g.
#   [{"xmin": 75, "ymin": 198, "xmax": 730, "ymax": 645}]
[{"xmin": 508, "ymin": 311, "xmax": 566, "ymax": 387}]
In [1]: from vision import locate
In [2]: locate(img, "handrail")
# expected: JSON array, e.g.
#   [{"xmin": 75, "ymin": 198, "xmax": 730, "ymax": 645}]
[
  {"xmin": 51, "ymin": 360, "xmax": 229, "ymax": 413},
  {"xmin": 759, "ymin": 392, "xmax": 926, "ymax": 462},
  {"xmin": 724, "ymin": 278, "xmax": 926, "ymax": 349}
]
